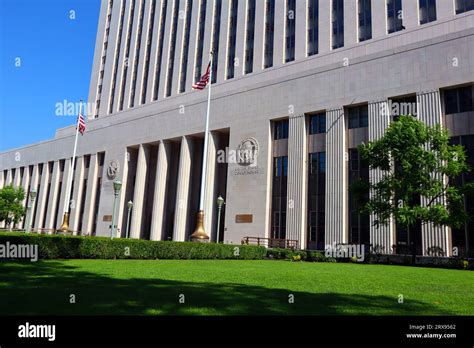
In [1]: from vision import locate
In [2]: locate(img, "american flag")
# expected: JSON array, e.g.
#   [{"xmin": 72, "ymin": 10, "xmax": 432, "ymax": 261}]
[
  {"xmin": 78, "ymin": 113, "xmax": 86, "ymax": 135},
  {"xmin": 192, "ymin": 62, "xmax": 211, "ymax": 90}
]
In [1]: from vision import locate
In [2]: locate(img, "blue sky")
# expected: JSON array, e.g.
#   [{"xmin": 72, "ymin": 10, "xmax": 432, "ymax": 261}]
[{"xmin": 0, "ymin": 0, "xmax": 100, "ymax": 151}]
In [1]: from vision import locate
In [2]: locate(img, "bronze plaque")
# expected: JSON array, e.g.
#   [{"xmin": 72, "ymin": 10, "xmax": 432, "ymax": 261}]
[
  {"xmin": 235, "ymin": 214, "xmax": 253, "ymax": 223},
  {"xmin": 103, "ymin": 215, "xmax": 113, "ymax": 222}
]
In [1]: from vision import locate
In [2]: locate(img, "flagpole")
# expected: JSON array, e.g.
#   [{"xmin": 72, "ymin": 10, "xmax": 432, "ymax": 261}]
[
  {"xmin": 190, "ymin": 52, "xmax": 213, "ymax": 242},
  {"xmin": 58, "ymin": 100, "xmax": 82, "ymax": 233}
]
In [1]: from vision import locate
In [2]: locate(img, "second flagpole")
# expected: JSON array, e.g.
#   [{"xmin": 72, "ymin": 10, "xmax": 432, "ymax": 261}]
[
  {"xmin": 190, "ymin": 52, "xmax": 213, "ymax": 242},
  {"xmin": 58, "ymin": 100, "xmax": 82, "ymax": 233}
]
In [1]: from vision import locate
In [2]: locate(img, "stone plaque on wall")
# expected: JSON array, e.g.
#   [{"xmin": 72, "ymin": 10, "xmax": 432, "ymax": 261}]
[
  {"xmin": 103, "ymin": 215, "xmax": 112, "ymax": 222},
  {"xmin": 235, "ymin": 214, "xmax": 253, "ymax": 223}
]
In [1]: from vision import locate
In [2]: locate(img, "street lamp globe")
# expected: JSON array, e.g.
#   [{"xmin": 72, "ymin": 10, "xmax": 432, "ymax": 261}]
[
  {"xmin": 30, "ymin": 190, "xmax": 37, "ymax": 201},
  {"xmin": 217, "ymin": 196, "xmax": 225, "ymax": 208},
  {"xmin": 113, "ymin": 180, "xmax": 122, "ymax": 194},
  {"xmin": 127, "ymin": 200, "xmax": 133, "ymax": 209}
]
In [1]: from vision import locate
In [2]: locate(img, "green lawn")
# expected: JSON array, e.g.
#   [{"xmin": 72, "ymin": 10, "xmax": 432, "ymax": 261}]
[{"xmin": 0, "ymin": 259, "xmax": 473, "ymax": 315}]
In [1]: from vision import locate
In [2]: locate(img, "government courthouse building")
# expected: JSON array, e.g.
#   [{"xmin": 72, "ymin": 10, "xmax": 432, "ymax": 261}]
[{"xmin": 1, "ymin": 0, "xmax": 473, "ymax": 257}]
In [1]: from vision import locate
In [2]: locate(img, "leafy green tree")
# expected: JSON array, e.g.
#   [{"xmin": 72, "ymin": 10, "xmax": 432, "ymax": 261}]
[
  {"xmin": 0, "ymin": 185, "xmax": 26, "ymax": 230},
  {"xmin": 352, "ymin": 115, "xmax": 474, "ymax": 257}
]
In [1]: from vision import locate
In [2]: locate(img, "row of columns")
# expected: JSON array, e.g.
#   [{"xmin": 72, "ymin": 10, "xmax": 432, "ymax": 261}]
[
  {"xmin": 285, "ymin": 90, "xmax": 452, "ymax": 256},
  {"xmin": 94, "ymin": 0, "xmax": 460, "ymax": 116},
  {"xmin": 0, "ymin": 154, "xmax": 101, "ymax": 235},
  {"xmin": 127, "ymin": 133, "xmax": 219, "ymax": 242}
]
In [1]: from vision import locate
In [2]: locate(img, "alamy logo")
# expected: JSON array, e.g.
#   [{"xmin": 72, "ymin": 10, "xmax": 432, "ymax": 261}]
[
  {"xmin": 18, "ymin": 322, "xmax": 56, "ymax": 341},
  {"xmin": 0, "ymin": 242, "xmax": 38, "ymax": 262},
  {"xmin": 325, "ymin": 244, "xmax": 365, "ymax": 262}
]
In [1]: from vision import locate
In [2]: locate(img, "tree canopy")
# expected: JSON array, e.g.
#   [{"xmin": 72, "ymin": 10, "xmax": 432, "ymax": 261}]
[{"xmin": 0, "ymin": 185, "xmax": 26, "ymax": 229}]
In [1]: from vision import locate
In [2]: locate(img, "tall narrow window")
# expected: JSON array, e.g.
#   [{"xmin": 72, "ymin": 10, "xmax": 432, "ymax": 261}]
[
  {"xmin": 264, "ymin": 0, "xmax": 275, "ymax": 68},
  {"xmin": 140, "ymin": 0, "xmax": 157, "ymax": 104},
  {"xmin": 358, "ymin": 0, "xmax": 372, "ymax": 42},
  {"xmin": 194, "ymin": 0, "xmax": 207, "ymax": 83},
  {"xmin": 455, "ymin": 0, "xmax": 474, "ymax": 14},
  {"xmin": 308, "ymin": 0, "xmax": 319, "ymax": 56},
  {"xmin": 271, "ymin": 156, "xmax": 288, "ymax": 241},
  {"xmin": 119, "ymin": 0, "xmax": 136, "ymax": 111},
  {"xmin": 109, "ymin": 0, "xmax": 127, "ymax": 114},
  {"xmin": 152, "ymin": 0, "xmax": 168, "ymax": 101},
  {"xmin": 348, "ymin": 149, "xmax": 370, "ymax": 246},
  {"xmin": 285, "ymin": 0, "xmax": 296, "ymax": 62},
  {"xmin": 226, "ymin": 0, "xmax": 239, "ymax": 79},
  {"xmin": 307, "ymin": 152, "xmax": 326, "ymax": 250},
  {"xmin": 129, "ymin": 0, "xmax": 146, "ymax": 107},
  {"xmin": 244, "ymin": 0, "xmax": 256, "ymax": 74},
  {"xmin": 211, "ymin": 0, "xmax": 222, "ymax": 83},
  {"xmin": 179, "ymin": 0, "xmax": 193, "ymax": 93},
  {"xmin": 387, "ymin": 0, "xmax": 403, "ymax": 34},
  {"xmin": 165, "ymin": 0, "xmax": 180, "ymax": 97},
  {"xmin": 309, "ymin": 112, "xmax": 326, "ymax": 134},
  {"xmin": 419, "ymin": 0, "xmax": 436, "ymax": 24},
  {"xmin": 332, "ymin": 0, "xmax": 344, "ymax": 49},
  {"xmin": 348, "ymin": 105, "xmax": 369, "ymax": 129},
  {"xmin": 444, "ymin": 86, "xmax": 474, "ymax": 114}
]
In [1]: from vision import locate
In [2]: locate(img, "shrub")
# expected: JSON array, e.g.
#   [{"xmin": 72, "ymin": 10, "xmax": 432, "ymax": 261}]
[
  {"xmin": 266, "ymin": 248, "xmax": 336, "ymax": 263},
  {"xmin": 0, "ymin": 232, "xmax": 266, "ymax": 260}
]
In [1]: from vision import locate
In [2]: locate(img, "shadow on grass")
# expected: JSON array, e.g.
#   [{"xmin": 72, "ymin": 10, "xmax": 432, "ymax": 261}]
[{"xmin": 0, "ymin": 260, "xmax": 452, "ymax": 316}]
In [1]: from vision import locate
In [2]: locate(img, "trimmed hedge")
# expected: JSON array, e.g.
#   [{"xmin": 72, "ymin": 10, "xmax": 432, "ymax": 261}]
[
  {"xmin": 0, "ymin": 233, "xmax": 266, "ymax": 260},
  {"xmin": 266, "ymin": 248, "xmax": 336, "ymax": 262}
]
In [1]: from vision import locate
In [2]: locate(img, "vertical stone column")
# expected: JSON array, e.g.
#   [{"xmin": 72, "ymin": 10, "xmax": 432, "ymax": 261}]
[
  {"xmin": 82, "ymin": 154, "xmax": 99, "ymax": 234},
  {"xmin": 5, "ymin": 169, "xmax": 13, "ymax": 186},
  {"xmin": 403, "ymin": 0, "xmax": 419, "ymax": 30},
  {"xmin": 130, "ymin": 144, "xmax": 149, "ymax": 239},
  {"xmin": 344, "ymin": 0, "xmax": 358, "ymax": 46},
  {"xmin": 70, "ymin": 157, "xmax": 85, "ymax": 234},
  {"xmin": 150, "ymin": 141, "xmax": 170, "ymax": 241},
  {"xmin": 34, "ymin": 164, "xmax": 50, "ymax": 230},
  {"xmin": 203, "ymin": 132, "xmax": 218, "ymax": 241},
  {"xmin": 0, "ymin": 169, "xmax": 4, "ymax": 228},
  {"xmin": 437, "ymin": 0, "xmax": 455, "ymax": 20},
  {"xmin": 26, "ymin": 165, "xmax": 39, "ymax": 230},
  {"xmin": 325, "ymin": 107, "xmax": 347, "ymax": 246},
  {"xmin": 253, "ymin": 0, "xmax": 265, "ymax": 72},
  {"xmin": 318, "ymin": 0, "xmax": 332, "ymax": 53},
  {"xmin": 157, "ymin": 0, "xmax": 176, "ymax": 101},
  {"xmin": 183, "ymin": 0, "xmax": 199, "ymax": 93},
  {"xmin": 294, "ymin": 0, "xmax": 306, "ymax": 60},
  {"xmin": 371, "ymin": 0, "xmax": 387, "ymax": 39},
  {"xmin": 45, "ymin": 161, "xmax": 61, "ymax": 232},
  {"xmin": 56, "ymin": 158, "xmax": 72, "ymax": 228},
  {"xmin": 12, "ymin": 168, "xmax": 22, "ymax": 229},
  {"xmin": 417, "ymin": 90, "xmax": 451, "ymax": 256},
  {"xmin": 216, "ymin": 0, "xmax": 230, "ymax": 82},
  {"xmin": 19, "ymin": 166, "xmax": 31, "ymax": 229},
  {"xmin": 368, "ymin": 100, "xmax": 394, "ymax": 253},
  {"xmin": 273, "ymin": 0, "xmax": 285, "ymax": 67},
  {"xmin": 173, "ymin": 136, "xmax": 193, "ymax": 241},
  {"xmin": 145, "ymin": 0, "xmax": 164, "ymax": 104},
  {"xmin": 286, "ymin": 114, "xmax": 308, "ymax": 249},
  {"xmin": 170, "ymin": 0, "xmax": 187, "ymax": 96},
  {"xmin": 233, "ymin": 0, "xmax": 246, "ymax": 78}
]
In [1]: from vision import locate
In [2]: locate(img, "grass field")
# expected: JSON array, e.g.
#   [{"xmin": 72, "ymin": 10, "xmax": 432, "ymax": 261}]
[{"xmin": 0, "ymin": 259, "xmax": 473, "ymax": 315}]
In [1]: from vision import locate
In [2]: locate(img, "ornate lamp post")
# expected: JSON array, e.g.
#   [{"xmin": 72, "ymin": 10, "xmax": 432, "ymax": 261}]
[
  {"xmin": 111, "ymin": 180, "xmax": 122, "ymax": 239},
  {"xmin": 25, "ymin": 190, "xmax": 37, "ymax": 233},
  {"xmin": 126, "ymin": 200, "xmax": 133, "ymax": 239},
  {"xmin": 216, "ymin": 196, "xmax": 225, "ymax": 243}
]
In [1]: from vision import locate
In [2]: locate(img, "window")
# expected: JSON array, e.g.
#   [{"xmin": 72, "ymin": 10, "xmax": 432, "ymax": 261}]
[
  {"xmin": 332, "ymin": 0, "xmax": 344, "ymax": 49},
  {"xmin": 211, "ymin": 0, "xmax": 222, "ymax": 83},
  {"xmin": 244, "ymin": 0, "xmax": 256, "ymax": 74},
  {"xmin": 390, "ymin": 95, "xmax": 417, "ymax": 120},
  {"xmin": 307, "ymin": 0, "xmax": 319, "ymax": 56},
  {"xmin": 419, "ymin": 0, "xmax": 436, "ymax": 24},
  {"xmin": 358, "ymin": 0, "xmax": 372, "ymax": 42},
  {"xmin": 387, "ymin": 0, "xmax": 403, "ymax": 33},
  {"xmin": 194, "ymin": 0, "xmax": 207, "ymax": 83},
  {"xmin": 285, "ymin": 0, "xmax": 296, "ymax": 62},
  {"xmin": 119, "ymin": 0, "xmax": 136, "ymax": 111},
  {"xmin": 309, "ymin": 112, "xmax": 326, "ymax": 134},
  {"xmin": 264, "ymin": 0, "xmax": 275, "ymax": 68},
  {"xmin": 307, "ymin": 152, "xmax": 326, "ymax": 250},
  {"xmin": 274, "ymin": 120, "xmax": 289, "ymax": 140},
  {"xmin": 450, "ymin": 135, "xmax": 474, "ymax": 257},
  {"xmin": 271, "ymin": 156, "xmax": 288, "ymax": 240},
  {"xmin": 129, "ymin": 0, "xmax": 146, "ymax": 107},
  {"xmin": 179, "ymin": 0, "xmax": 193, "ymax": 93},
  {"xmin": 165, "ymin": 0, "xmax": 180, "ymax": 97},
  {"xmin": 444, "ymin": 86, "xmax": 473, "ymax": 114},
  {"xmin": 152, "ymin": 0, "xmax": 168, "ymax": 101},
  {"xmin": 455, "ymin": 0, "xmax": 474, "ymax": 14},
  {"xmin": 348, "ymin": 105, "xmax": 369, "ymax": 129},
  {"xmin": 227, "ymin": 0, "xmax": 239, "ymax": 79},
  {"xmin": 348, "ymin": 149, "xmax": 369, "ymax": 245}
]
